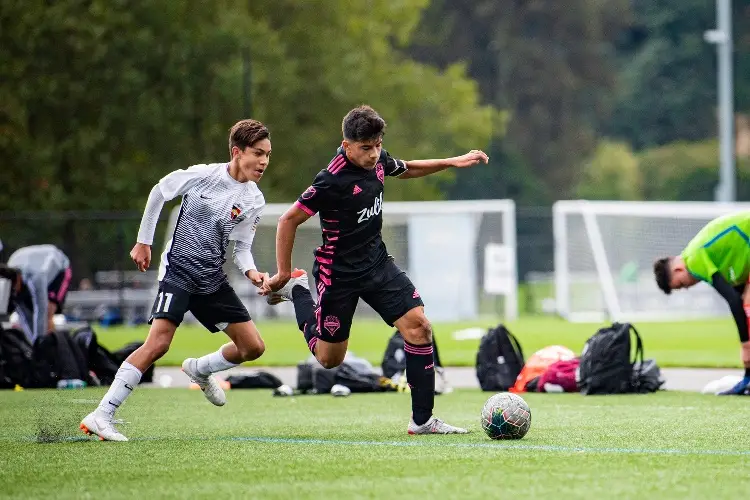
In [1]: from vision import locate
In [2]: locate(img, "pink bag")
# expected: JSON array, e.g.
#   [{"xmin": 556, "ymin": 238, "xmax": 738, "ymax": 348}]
[{"xmin": 537, "ymin": 359, "xmax": 580, "ymax": 393}]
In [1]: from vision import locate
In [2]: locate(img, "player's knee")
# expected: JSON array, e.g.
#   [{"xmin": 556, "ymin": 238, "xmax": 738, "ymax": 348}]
[
  {"xmin": 317, "ymin": 352, "xmax": 345, "ymax": 369},
  {"xmin": 405, "ymin": 318, "xmax": 432, "ymax": 345},
  {"xmin": 238, "ymin": 338, "xmax": 265, "ymax": 362},
  {"xmin": 318, "ymin": 358, "xmax": 342, "ymax": 370}
]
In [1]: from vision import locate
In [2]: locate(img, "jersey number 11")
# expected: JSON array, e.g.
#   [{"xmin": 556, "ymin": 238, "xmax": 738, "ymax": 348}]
[{"xmin": 155, "ymin": 291, "xmax": 174, "ymax": 313}]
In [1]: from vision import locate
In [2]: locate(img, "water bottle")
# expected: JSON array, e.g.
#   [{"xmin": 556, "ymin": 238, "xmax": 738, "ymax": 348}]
[{"xmin": 56, "ymin": 379, "xmax": 87, "ymax": 389}]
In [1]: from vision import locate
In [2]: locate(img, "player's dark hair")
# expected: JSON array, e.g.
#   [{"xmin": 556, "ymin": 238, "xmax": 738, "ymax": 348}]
[
  {"xmin": 342, "ymin": 105, "xmax": 386, "ymax": 142},
  {"xmin": 653, "ymin": 257, "xmax": 672, "ymax": 295},
  {"xmin": 228, "ymin": 119, "xmax": 270, "ymax": 156}
]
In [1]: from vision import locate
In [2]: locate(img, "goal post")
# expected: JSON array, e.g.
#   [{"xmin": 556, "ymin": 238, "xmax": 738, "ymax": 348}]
[
  {"xmin": 553, "ymin": 200, "xmax": 750, "ymax": 322},
  {"xmin": 165, "ymin": 199, "xmax": 518, "ymax": 322}
]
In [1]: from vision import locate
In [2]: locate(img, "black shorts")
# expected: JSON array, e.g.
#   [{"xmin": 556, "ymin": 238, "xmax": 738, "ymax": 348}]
[
  {"xmin": 47, "ymin": 268, "xmax": 72, "ymax": 312},
  {"xmin": 311, "ymin": 258, "xmax": 424, "ymax": 343},
  {"xmin": 149, "ymin": 282, "xmax": 251, "ymax": 332}
]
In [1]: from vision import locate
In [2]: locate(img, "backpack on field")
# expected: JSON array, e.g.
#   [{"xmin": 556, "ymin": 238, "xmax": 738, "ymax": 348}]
[
  {"xmin": 577, "ymin": 322, "xmax": 644, "ymax": 395},
  {"xmin": 475, "ymin": 324, "xmax": 525, "ymax": 391},
  {"xmin": 633, "ymin": 358, "xmax": 665, "ymax": 393},
  {"xmin": 510, "ymin": 345, "xmax": 575, "ymax": 393},
  {"xmin": 0, "ymin": 327, "xmax": 34, "ymax": 388},
  {"xmin": 537, "ymin": 358, "xmax": 580, "ymax": 393},
  {"xmin": 71, "ymin": 326, "xmax": 154, "ymax": 385},
  {"xmin": 298, "ymin": 353, "xmax": 391, "ymax": 394},
  {"xmin": 381, "ymin": 330, "xmax": 443, "ymax": 379},
  {"xmin": 71, "ymin": 325, "xmax": 120, "ymax": 386},
  {"xmin": 31, "ymin": 330, "xmax": 90, "ymax": 388},
  {"xmin": 226, "ymin": 371, "xmax": 283, "ymax": 389},
  {"xmin": 381, "ymin": 331, "xmax": 408, "ymax": 379}
]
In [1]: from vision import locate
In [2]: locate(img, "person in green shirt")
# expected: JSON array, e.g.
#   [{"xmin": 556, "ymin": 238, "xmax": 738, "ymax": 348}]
[{"xmin": 653, "ymin": 211, "xmax": 750, "ymax": 395}]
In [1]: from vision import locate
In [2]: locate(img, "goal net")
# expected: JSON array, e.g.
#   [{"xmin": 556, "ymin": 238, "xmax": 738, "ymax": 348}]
[
  {"xmin": 165, "ymin": 199, "xmax": 518, "ymax": 322},
  {"xmin": 554, "ymin": 200, "xmax": 750, "ymax": 322}
]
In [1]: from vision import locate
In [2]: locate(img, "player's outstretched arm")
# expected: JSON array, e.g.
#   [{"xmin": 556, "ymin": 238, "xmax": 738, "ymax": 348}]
[
  {"xmin": 398, "ymin": 150, "xmax": 489, "ymax": 179},
  {"xmin": 261, "ymin": 204, "xmax": 312, "ymax": 295}
]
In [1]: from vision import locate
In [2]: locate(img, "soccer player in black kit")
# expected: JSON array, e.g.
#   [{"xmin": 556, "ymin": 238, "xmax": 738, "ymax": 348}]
[{"xmin": 262, "ymin": 105, "xmax": 488, "ymax": 434}]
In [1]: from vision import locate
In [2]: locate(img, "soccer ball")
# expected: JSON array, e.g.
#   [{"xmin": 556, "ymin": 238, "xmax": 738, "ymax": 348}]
[{"xmin": 481, "ymin": 392, "xmax": 531, "ymax": 440}]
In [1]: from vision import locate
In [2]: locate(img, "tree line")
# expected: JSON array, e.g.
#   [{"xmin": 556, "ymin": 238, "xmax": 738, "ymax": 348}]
[{"xmin": 2, "ymin": 0, "xmax": 749, "ymax": 211}]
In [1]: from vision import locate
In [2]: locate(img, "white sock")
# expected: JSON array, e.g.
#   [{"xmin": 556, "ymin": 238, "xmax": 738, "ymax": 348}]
[
  {"xmin": 196, "ymin": 349, "xmax": 238, "ymax": 376},
  {"xmin": 96, "ymin": 362, "xmax": 142, "ymax": 417}
]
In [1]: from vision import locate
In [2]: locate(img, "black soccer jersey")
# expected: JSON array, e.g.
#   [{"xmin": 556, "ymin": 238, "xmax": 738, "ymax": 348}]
[{"xmin": 295, "ymin": 147, "xmax": 408, "ymax": 283}]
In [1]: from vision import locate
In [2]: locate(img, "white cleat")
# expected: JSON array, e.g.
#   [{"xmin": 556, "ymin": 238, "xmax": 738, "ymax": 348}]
[
  {"xmin": 266, "ymin": 268, "xmax": 309, "ymax": 305},
  {"xmin": 80, "ymin": 412, "xmax": 128, "ymax": 442},
  {"xmin": 408, "ymin": 416, "xmax": 470, "ymax": 435},
  {"xmin": 182, "ymin": 358, "xmax": 226, "ymax": 406}
]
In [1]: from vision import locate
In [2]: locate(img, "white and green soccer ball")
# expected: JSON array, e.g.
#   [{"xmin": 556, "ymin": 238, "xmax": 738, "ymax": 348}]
[{"xmin": 481, "ymin": 392, "xmax": 532, "ymax": 440}]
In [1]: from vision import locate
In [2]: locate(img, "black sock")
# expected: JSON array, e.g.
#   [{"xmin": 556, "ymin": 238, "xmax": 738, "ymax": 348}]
[
  {"xmin": 432, "ymin": 337, "xmax": 443, "ymax": 368},
  {"xmin": 292, "ymin": 285, "xmax": 315, "ymax": 331},
  {"xmin": 745, "ymin": 368, "xmax": 750, "ymax": 378},
  {"xmin": 291, "ymin": 285, "xmax": 318, "ymax": 354},
  {"xmin": 404, "ymin": 340, "xmax": 435, "ymax": 426}
]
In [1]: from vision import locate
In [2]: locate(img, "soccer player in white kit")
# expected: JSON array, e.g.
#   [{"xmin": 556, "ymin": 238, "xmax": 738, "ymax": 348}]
[{"xmin": 81, "ymin": 120, "xmax": 272, "ymax": 441}]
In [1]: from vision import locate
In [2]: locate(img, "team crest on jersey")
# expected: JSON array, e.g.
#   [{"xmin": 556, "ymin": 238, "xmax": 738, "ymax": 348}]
[
  {"xmin": 230, "ymin": 204, "xmax": 242, "ymax": 220},
  {"xmin": 324, "ymin": 315, "xmax": 340, "ymax": 335},
  {"xmin": 376, "ymin": 163, "xmax": 384, "ymax": 184},
  {"xmin": 302, "ymin": 186, "xmax": 316, "ymax": 200}
]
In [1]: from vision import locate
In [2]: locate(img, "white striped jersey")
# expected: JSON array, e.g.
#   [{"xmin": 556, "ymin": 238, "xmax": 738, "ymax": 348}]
[{"xmin": 157, "ymin": 163, "xmax": 265, "ymax": 294}]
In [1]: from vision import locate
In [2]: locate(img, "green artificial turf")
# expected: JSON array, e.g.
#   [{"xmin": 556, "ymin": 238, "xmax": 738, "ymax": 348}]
[{"xmin": 0, "ymin": 389, "xmax": 748, "ymax": 499}]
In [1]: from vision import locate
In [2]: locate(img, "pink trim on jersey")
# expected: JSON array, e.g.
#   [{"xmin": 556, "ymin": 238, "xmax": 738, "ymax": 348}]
[
  {"xmin": 326, "ymin": 155, "xmax": 344, "ymax": 169},
  {"xmin": 322, "ymin": 228, "xmax": 340, "ymax": 233},
  {"xmin": 319, "ymin": 265, "xmax": 332, "ymax": 276},
  {"xmin": 319, "ymin": 274, "xmax": 332, "ymax": 286},
  {"xmin": 322, "ymin": 219, "xmax": 339, "ymax": 223},
  {"xmin": 316, "ymin": 248, "xmax": 335, "ymax": 255},
  {"xmin": 326, "ymin": 236, "xmax": 339, "ymax": 241},
  {"xmin": 327, "ymin": 155, "xmax": 346, "ymax": 174},
  {"xmin": 57, "ymin": 267, "xmax": 72, "ymax": 302},
  {"xmin": 295, "ymin": 200, "xmax": 315, "ymax": 216},
  {"xmin": 316, "ymin": 255, "xmax": 333, "ymax": 265}
]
